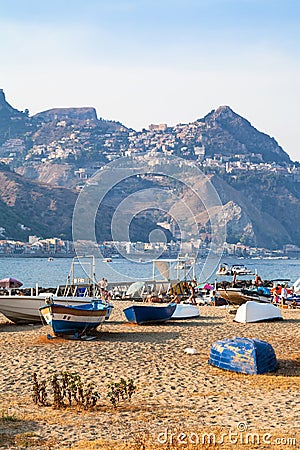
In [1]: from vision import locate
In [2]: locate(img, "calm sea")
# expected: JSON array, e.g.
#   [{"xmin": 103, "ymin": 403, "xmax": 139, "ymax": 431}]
[{"xmin": 0, "ymin": 256, "xmax": 299, "ymax": 288}]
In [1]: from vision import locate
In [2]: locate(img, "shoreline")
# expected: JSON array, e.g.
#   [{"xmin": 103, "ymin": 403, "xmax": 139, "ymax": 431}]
[
  {"xmin": 0, "ymin": 253, "xmax": 298, "ymax": 260},
  {"xmin": 0, "ymin": 253, "xmax": 76, "ymax": 259}
]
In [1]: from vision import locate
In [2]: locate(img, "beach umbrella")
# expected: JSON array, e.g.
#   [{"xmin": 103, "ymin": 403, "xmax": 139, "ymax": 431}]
[
  {"xmin": 126, "ymin": 281, "xmax": 145, "ymax": 296},
  {"xmin": 196, "ymin": 282, "xmax": 213, "ymax": 290},
  {"xmin": 0, "ymin": 277, "xmax": 23, "ymax": 289}
]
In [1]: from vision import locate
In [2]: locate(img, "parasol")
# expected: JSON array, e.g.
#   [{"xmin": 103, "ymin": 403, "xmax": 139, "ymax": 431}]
[
  {"xmin": 126, "ymin": 281, "xmax": 145, "ymax": 296},
  {"xmin": 0, "ymin": 277, "xmax": 23, "ymax": 289},
  {"xmin": 197, "ymin": 282, "xmax": 213, "ymax": 290}
]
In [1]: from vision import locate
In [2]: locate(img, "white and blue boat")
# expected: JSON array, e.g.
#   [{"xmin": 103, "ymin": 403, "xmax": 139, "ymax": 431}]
[
  {"xmin": 39, "ymin": 301, "xmax": 110, "ymax": 336},
  {"xmin": 123, "ymin": 303, "xmax": 176, "ymax": 325}
]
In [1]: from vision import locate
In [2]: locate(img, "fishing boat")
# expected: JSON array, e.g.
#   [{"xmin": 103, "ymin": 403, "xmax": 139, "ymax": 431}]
[
  {"xmin": 123, "ymin": 303, "xmax": 176, "ymax": 325},
  {"xmin": 216, "ymin": 263, "xmax": 253, "ymax": 276},
  {"xmin": 0, "ymin": 256, "xmax": 113, "ymax": 323},
  {"xmin": 217, "ymin": 287, "xmax": 271, "ymax": 306},
  {"xmin": 170, "ymin": 303, "xmax": 200, "ymax": 320},
  {"xmin": 39, "ymin": 301, "xmax": 109, "ymax": 336}
]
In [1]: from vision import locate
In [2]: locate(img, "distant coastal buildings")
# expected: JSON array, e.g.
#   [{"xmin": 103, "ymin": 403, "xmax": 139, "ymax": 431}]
[
  {"xmin": 0, "ymin": 236, "xmax": 74, "ymax": 257},
  {"xmin": 0, "ymin": 236, "xmax": 291, "ymax": 259}
]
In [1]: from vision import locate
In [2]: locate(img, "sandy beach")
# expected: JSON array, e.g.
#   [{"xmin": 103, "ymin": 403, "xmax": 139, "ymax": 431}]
[{"xmin": 0, "ymin": 302, "xmax": 299, "ymax": 449}]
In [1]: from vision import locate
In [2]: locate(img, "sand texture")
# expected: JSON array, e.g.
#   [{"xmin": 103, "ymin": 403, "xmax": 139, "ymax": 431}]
[{"xmin": 0, "ymin": 302, "xmax": 299, "ymax": 449}]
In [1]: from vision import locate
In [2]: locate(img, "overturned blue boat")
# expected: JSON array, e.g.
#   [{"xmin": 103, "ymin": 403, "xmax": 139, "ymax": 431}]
[
  {"xmin": 209, "ymin": 337, "xmax": 278, "ymax": 375},
  {"xmin": 123, "ymin": 303, "xmax": 176, "ymax": 325}
]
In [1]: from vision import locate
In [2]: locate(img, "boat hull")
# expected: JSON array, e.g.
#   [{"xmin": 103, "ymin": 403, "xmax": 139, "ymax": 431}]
[
  {"xmin": 39, "ymin": 303, "xmax": 108, "ymax": 335},
  {"xmin": 170, "ymin": 303, "xmax": 200, "ymax": 320},
  {"xmin": 209, "ymin": 337, "xmax": 278, "ymax": 375},
  {"xmin": 234, "ymin": 301, "xmax": 283, "ymax": 323},
  {"xmin": 0, "ymin": 295, "xmax": 113, "ymax": 324},
  {"xmin": 123, "ymin": 303, "xmax": 176, "ymax": 325}
]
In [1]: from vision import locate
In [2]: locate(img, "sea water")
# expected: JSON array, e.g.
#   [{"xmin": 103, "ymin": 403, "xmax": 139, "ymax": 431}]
[{"xmin": 0, "ymin": 256, "xmax": 299, "ymax": 288}]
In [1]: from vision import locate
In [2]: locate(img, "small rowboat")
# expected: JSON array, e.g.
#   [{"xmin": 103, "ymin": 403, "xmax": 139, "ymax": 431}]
[
  {"xmin": 170, "ymin": 303, "xmax": 200, "ymax": 320},
  {"xmin": 39, "ymin": 301, "xmax": 110, "ymax": 335},
  {"xmin": 209, "ymin": 337, "xmax": 278, "ymax": 375},
  {"xmin": 123, "ymin": 303, "xmax": 176, "ymax": 325}
]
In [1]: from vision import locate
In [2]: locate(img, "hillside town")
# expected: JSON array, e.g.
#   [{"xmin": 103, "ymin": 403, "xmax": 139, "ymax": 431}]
[{"xmin": 1, "ymin": 120, "xmax": 300, "ymax": 189}]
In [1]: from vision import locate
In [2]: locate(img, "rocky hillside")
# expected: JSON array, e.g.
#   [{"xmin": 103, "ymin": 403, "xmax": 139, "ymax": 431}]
[
  {"xmin": 0, "ymin": 164, "xmax": 76, "ymax": 240},
  {"xmin": 0, "ymin": 164, "xmax": 170, "ymax": 242},
  {"xmin": 34, "ymin": 107, "xmax": 98, "ymax": 123},
  {"xmin": 0, "ymin": 89, "xmax": 299, "ymax": 248},
  {"xmin": 200, "ymin": 106, "xmax": 291, "ymax": 163},
  {"xmin": 210, "ymin": 173, "xmax": 299, "ymax": 249},
  {"xmin": 0, "ymin": 90, "xmax": 292, "ymax": 173},
  {"xmin": 151, "ymin": 171, "xmax": 300, "ymax": 249},
  {"xmin": 0, "ymin": 89, "xmax": 33, "ymax": 147}
]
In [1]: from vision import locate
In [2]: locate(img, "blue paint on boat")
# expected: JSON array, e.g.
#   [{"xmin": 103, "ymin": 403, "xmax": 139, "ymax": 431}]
[
  {"xmin": 123, "ymin": 303, "xmax": 176, "ymax": 325},
  {"xmin": 209, "ymin": 337, "xmax": 278, "ymax": 375},
  {"xmin": 46, "ymin": 319, "xmax": 100, "ymax": 334}
]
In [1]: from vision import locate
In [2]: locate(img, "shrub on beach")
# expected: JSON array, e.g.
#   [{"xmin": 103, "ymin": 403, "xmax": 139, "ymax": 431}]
[
  {"xmin": 32, "ymin": 371, "xmax": 100, "ymax": 410},
  {"xmin": 32, "ymin": 371, "xmax": 136, "ymax": 411},
  {"xmin": 107, "ymin": 377, "xmax": 136, "ymax": 409}
]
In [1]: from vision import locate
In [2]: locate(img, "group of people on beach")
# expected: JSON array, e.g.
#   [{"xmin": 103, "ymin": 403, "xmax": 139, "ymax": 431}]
[{"xmin": 170, "ymin": 280, "xmax": 217, "ymax": 306}]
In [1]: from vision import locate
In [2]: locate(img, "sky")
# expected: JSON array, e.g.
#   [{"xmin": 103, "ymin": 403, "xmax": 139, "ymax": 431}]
[{"xmin": 0, "ymin": 0, "xmax": 300, "ymax": 161}]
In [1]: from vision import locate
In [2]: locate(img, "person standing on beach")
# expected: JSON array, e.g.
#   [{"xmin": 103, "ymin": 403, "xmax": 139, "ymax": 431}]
[
  {"xmin": 280, "ymin": 285, "xmax": 288, "ymax": 305},
  {"xmin": 99, "ymin": 277, "xmax": 108, "ymax": 291},
  {"xmin": 188, "ymin": 283, "xmax": 196, "ymax": 305},
  {"xmin": 272, "ymin": 286, "xmax": 280, "ymax": 304}
]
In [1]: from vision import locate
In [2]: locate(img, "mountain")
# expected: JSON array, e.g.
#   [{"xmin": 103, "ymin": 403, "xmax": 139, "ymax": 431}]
[
  {"xmin": 0, "ymin": 164, "xmax": 75, "ymax": 240},
  {"xmin": 0, "ymin": 89, "xmax": 299, "ymax": 249},
  {"xmin": 0, "ymin": 90, "xmax": 292, "ymax": 174},
  {"xmin": 0, "ymin": 89, "xmax": 33, "ymax": 147},
  {"xmin": 200, "ymin": 106, "xmax": 291, "ymax": 163}
]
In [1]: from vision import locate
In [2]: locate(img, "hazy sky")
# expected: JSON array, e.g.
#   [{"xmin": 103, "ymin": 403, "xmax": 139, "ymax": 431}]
[{"xmin": 1, "ymin": 0, "xmax": 299, "ymax": 161}]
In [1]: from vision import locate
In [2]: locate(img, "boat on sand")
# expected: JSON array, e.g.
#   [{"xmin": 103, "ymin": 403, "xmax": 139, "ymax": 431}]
[
  {"xmin": 234, "ymin": 301, "xmax": 283, "ymax": 323},
  {"xmin": 0, "ymin": 256, "xmax": 113, "ymax": 324},
  {"xmin": 209, "ymin": 337, "xmax": 278, "ymax": 375},
  {"xmin": 170, "ymin": 303, "xmax": 200, "ymax": 320},
  {"xmin": 123, "ymin": 303, "xmax": 176, "ymax": 325},
  {"xmin": 217, "ymin": 287, "xmax": 271, "ymax": 306},
  {"xmin": 39, "ymin": 301, "xmax": 109, "ymax": 336}
]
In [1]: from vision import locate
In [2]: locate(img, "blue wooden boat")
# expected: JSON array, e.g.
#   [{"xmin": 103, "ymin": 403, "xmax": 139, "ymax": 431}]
[
  {"xmin": 39, "ymin": 301, "xmax": 110, "ymax": 335},
  {"xmin": 123, "ymin": 303, "xmax": 176, "ymax": 325},
  {"xmin": 209, "ymin": 337, "xmax": 278, "ymax": 375}
]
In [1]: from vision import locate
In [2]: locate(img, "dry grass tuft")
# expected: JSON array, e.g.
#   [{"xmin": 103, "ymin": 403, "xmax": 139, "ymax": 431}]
[{"xmin": 33, "ymin": 335, "xmax": 63, "ymax": 345}]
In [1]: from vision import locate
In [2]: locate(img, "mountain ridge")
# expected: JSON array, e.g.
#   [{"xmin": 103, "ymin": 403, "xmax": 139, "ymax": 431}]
[{"xmin": 0, "ymin": 89, "xmax": 299, "ymax": 249}]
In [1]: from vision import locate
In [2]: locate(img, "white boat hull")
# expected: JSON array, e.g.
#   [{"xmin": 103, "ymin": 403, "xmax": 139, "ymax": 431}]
[
  {"xmin": 170, "ymin": 303, "xmax": 200, "ymax": 320},
  {"xmin": 234, "ymin": 301, "xmax": 283, "ymax": 323}
]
